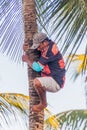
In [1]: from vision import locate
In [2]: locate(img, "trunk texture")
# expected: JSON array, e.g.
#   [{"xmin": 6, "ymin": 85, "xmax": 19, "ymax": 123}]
[{"xmin": 23, "ymin": 0, "xmax": 44, "ymax": 130}]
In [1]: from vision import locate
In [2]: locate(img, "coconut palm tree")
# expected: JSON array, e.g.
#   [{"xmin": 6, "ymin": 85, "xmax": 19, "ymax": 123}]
[
  {"xmin": 0, "ymin": 0, "xmax": 87, "ymax": 130},
  {"xmin": 44, "ymin": 109, "xmax": 87, "ymax": 130},
  {"xmin": 16, "ymin": 1, "xmax": 87, "ymax": 129},
  {"xmin": 1, "ymin": 0, "xmax": 86, "ymax": 63}
]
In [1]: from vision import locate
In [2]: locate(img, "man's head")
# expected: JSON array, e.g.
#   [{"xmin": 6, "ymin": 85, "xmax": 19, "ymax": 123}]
[{"xmin": 30, "ymin": 32, "xmax": 49, "ymax": 50}]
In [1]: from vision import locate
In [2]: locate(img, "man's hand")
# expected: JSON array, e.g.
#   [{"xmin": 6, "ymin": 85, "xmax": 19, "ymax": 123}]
[
  {"xmin": 23, "ymin": 43, "xmax": 29, "ymax": 52},
  {"xmin": 22, "ymin": 54, "xmax": 33, "ymax": 67},
  {"xmin": 22, "ymin": 54, "xmax": 29, "ymax": 62}
]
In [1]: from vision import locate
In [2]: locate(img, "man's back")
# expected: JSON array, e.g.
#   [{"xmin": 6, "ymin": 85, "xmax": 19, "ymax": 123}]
[{"xmin": 38, "ymin": 40, "xmax": 66, "ymax": 88}]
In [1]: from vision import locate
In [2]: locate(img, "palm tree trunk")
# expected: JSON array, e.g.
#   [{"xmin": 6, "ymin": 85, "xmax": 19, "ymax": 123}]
[{"xmin": 23, "ymin": 0, "xmax": 44, "ymax": 130}]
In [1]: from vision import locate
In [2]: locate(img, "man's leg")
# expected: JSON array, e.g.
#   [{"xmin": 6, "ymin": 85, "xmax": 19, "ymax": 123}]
[{"xmin": 32, "ymin": 78, "xmax": 47, "ymax": 112}]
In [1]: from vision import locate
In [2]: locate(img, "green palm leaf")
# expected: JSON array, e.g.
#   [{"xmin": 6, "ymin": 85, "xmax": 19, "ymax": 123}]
[
  {"xmin": 68, "ymin": 52, "xmax": 87, "ymax": 80},
  {"xmin": 0, "ymin": 0, "xmax": 87, "ymax": 64},
  {"xmin": 0, "ymin": 93, "xmax": 29, "ymax": 130},
  {"xmin": 45, "ymin": 109, "xmax": 87, "ymax": 130},
  {"xmin": 0, "ymin": 0, "xmax": 24, "ymax": 63},
  {"xmin": 0, "ymin": 93, "xmax": 87, "ymax": 130},
  {"xmin": 0, "ymin": 93, "xmax": 29, "ymax": 114},
  {"xmin": 36, "ymin": 0, "xmax": 87, "ymax": 55}
]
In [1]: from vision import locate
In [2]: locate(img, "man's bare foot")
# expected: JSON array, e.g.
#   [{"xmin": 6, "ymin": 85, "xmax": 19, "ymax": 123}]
[{"xmin": 32, "ymin": 103, "xmax": 47, "ymax": 112}]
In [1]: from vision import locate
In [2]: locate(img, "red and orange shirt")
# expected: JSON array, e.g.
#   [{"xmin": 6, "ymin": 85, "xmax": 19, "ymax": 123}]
[{"xmin": 38, "ymin": 40, "xmax": 66, "ymax": 88}]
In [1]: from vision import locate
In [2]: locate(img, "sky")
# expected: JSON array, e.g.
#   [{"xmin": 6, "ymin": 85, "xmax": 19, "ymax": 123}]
[
  {"xmin": 0, "ymin": 52, "xmax": 86, "ymax": 114},
  {"xmin": 0, "ymin": 53, "xmax": 28, "ymax": 95},
  {"xmin": 0, "ymin": 0, "xmax": 86, "ymax": 115}
]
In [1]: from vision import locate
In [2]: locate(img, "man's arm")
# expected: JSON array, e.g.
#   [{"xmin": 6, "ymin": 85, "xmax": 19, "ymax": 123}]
[
  {"xmin": 22, "ymin": 43, "xmax": 32, "ymax": 67},
  {"xmin": 22, "ymin": 43, "xmax": 44, "ymax": 72},
  {"xmin": 22, "ymin": 54, "xmax": 44, "ymax": 72}
]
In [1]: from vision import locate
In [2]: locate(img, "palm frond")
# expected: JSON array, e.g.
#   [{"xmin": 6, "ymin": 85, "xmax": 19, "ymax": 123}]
[
  {"xmin": 44, "ymin": 108, "xmax": 60, "ymax": 129},
  {"xmin": 0, "ymin": 93, "xmax": 87, "ymax": 130},
  {"xmin": 0, "ymin": 93, "xmax": 29, "ymax": 114},
  {"xmin": 45, "ymin": 110, "xmax": 87, "ymax": 130},
  {"xmin": 0, "ymin": 0, "xmax": 24, "ymax": 63},
  {"xmin": 0, "ymin": 0, "xmax": 87, "ymax": 65},
  {"xmin": 0, "ymin": 93, "xmax": 29, "ymax": 130},
  {"xmin": 68, "ymin": 53, "xmax": 87, "ymax": 78},
  {"xmin": 36, "ymin": 0, "xmax": 87, "ymax": 56}
]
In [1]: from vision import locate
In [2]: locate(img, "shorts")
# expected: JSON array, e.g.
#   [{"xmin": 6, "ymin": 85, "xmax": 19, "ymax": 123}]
[{"xmin": 36, "ymin": 77, "xmax": 61, "ymax": 92}]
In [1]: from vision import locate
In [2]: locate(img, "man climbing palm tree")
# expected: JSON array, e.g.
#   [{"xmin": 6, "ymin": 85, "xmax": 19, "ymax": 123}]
[{"xmin": 22, "ymin": 32, "xmax": 66, "ymax": 112}]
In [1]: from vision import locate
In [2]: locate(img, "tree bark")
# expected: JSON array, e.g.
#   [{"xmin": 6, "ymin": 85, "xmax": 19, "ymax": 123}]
[{"xmin": 23, "ymin": 0, "xmax": 44, "ymax": 130}]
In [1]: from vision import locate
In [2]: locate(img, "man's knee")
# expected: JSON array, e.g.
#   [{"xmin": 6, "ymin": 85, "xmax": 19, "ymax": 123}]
[{"xmin": 33, "ymin": 78, "xmax": 41, "ymax": 88}]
